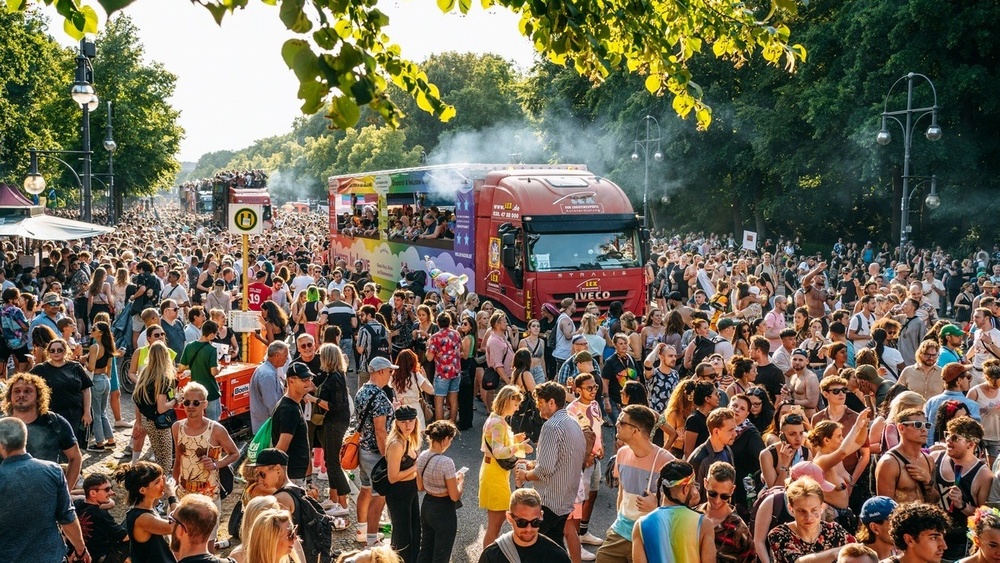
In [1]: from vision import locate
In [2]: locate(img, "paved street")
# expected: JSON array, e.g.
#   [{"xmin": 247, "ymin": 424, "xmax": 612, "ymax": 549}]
[{"xmin": 80, "ymin": 383, "xmax": 621, "ymax": 562}]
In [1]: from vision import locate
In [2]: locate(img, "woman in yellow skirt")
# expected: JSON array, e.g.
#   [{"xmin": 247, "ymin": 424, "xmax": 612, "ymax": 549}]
[{"xmin": 479, "ymin": 385, "xmax": 533, "ymax": 549}]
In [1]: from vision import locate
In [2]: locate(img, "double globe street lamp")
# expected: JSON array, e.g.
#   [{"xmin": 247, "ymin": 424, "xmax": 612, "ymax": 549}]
[
  {"xmin": 631, "ymin": 115, "xmax": 663, "ymax": 230},
  {"xmin": 24, "ymin": 39, "xmax": 116, "ymax": 223},
  {"xmin": 876, "ymin": 72, "xmax": 943, "ymax": 261}
]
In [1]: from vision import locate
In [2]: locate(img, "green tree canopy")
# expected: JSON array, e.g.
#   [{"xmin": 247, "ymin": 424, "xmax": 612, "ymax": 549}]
[{"xmin": 10, "ymin": 0, "xmax": 806, "ymax": 132}]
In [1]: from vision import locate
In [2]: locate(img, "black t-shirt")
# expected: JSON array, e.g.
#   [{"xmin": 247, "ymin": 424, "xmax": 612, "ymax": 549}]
[
  {"xmin": 478, "ymin": 534, "xmax": 573, "ymax": 563},
  {"xmin": 74, "ymin": 499, "xmax": 128, "ymax": 560},
  {"xmin": 21, "ymin": 411, "xmax": 77, "ymax": 463},
  {"xmin": 317, "ymin": 370, "xmax": 351, "ymax": 426},
  {"xmin": 292, "ymin": 353, "xmax": 322, "ymax": 376},
  {"xmin": 755, "ymin": 363, "xmax": 785, "ymax": 405},
  {"xmin": 837, "ymin": 279, "xmax": 858, "ymax": 304},
  {"xmin": 685, "ymin": 409, "xmax": 710, "ymax": 448},
  {"xmin": 30, "ymin": 361, "xmax": 93, "ymax": 426},
  {"xmin": 602, "ymin": 353, "xmax": 640, "ymax": 406},
  {"xmin": 270, "ymin": 396, "xmax": 310, "ymax": 479}
]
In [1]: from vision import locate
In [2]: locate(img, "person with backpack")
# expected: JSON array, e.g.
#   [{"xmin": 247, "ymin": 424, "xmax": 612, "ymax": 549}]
[
  {"xmin": 0, "ymin": 287, "xmax": 31, "ymax": 378},
  {"xmin": 478, "ymin": 488, "xmax": 571, "ymax": 563},
  {"xmin": 129, "ymin": 260, "xmax": 162, "ymax": 349},
  {"xmin": 255, "ymin": 448, "xmax": 336, "ymax": 563},
  {"xmin": 356, "ymin": 305, "xmax": 391, "ymax": 387},
  {"xmin": 354, "ymin": 356, "xmax": 396, "ymax": 546}
]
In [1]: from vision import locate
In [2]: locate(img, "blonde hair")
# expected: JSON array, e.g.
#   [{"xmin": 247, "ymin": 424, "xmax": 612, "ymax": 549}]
[
  {"xmin": 132, "ymin": 341, "xmax": 176, "ymax": 406},
  {"xmin": 180, "ymin": 381, "xmax": 209, "ymax": 401},
  {"xmin": 318, "ymin": 343, "xmax": 346, "ymax": 373},
  {"xmin": 388, "ymin": 414, "xmax": 422, "ymax": 453},
  {"xmin": 240, "ymin": 495, "xmax": 280, "ymax": 545},
  {"xmin": 786, "ymin": 476, "xmax": 825, "ymax": 506},
  {"xmin": 887, "ymin": 391, "xmax": 925, "ymax": 422},
  {"xmin": 491, "ymin": 385, "xmax": 524, "ymax": 416},
  {"xmin": 246, "ymin": 508, "xmax": 295, "ymax": 563}
]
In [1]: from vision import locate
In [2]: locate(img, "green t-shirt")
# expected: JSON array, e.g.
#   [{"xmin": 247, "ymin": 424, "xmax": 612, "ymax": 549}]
[{"xmin": 179, "ymin": 340, "xmax": 221, "ymax": 401}]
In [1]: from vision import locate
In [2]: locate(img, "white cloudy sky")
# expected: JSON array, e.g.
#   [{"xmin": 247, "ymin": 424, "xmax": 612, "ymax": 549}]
[{"xmin": 43, "ymin": 0, "xmax": 536, "ymax": 161}]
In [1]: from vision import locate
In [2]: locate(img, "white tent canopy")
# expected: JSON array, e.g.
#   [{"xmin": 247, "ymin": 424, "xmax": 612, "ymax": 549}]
[{"xmin": 0, "ymin": 213, "xmax": 113, "ymax": 241}]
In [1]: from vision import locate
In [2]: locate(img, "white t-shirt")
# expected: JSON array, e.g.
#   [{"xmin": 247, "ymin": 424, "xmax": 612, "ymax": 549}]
[
  {"xmin": 972, "ymin": 327, "xmax": 1000, "ymax": 370},
  {"xmin": 291, "ymin": 274, "xmax": 315, "ymax": 299},
  {"xmin": 922, "ymin": 279, "xmax": 946, "ymax": 309},
  {"xmin": 848, "ymin": 312, "xmax": 876, "ymax": 345}
]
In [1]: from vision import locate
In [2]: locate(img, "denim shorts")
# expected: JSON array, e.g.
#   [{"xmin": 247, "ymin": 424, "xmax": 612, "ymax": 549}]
[
  {"xmin": 433, "ymin": 375, "xmax": 461, "ymax": 396},
  {"xmin": 358, "ymin": 448, "xmax": 382, "ymax": 494}
]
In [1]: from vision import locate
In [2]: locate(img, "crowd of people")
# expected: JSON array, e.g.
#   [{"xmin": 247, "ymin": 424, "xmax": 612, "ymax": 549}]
[
  {"xmin": 178, "ymin": 169, "xmax": 268, "ymax": 214},
  {"xmin": 6, "ymin": 200, "xmax": 1000, "ymax": 563}
]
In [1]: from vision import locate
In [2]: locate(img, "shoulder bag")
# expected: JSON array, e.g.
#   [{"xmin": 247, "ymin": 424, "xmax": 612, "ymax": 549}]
[{"xmin": 340, "ymin": 390, "xmax": 380, "ymax": 470}]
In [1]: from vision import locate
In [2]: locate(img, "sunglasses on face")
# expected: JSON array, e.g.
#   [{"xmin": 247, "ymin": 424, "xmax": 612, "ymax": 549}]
[
  {"xmin": 750, "ymin": 401, "xmax": 762, "ymax": 408},
  {"xmin": 182, "ymin": 399, "xmax": 203, "ymax": 407},
  {"xmin": 510, "ymin": 516, "xmax": 543, "ymax": 528},
  {"xmin": 900, "ymin": 420, "xmax": 933, "ymax": 430},
  {"xmin": 285, "ymin": 524, "xmax": 299, "ymax": 540},
  {"xmin": 706, "ymin": 490, "xmax": 732, "ymax": 501},
  {"xmin": 151, "ymin": 332, "xmax": 164, "ymax": 338},
  {"xmin": 48, "ymin": 347, "xmax": 65, "ymax": 353},
  {"xmin": 826, "ymin": 388, "xmax": 849, "ymax": 395}
]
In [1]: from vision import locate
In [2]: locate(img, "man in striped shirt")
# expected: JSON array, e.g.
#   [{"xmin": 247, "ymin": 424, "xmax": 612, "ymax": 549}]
[{"xmin": 516, "ymin": 381, "xmax": 586, "ymax": 549}]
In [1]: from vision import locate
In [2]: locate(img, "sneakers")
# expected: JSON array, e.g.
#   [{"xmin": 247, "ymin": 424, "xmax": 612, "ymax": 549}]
[
  {"xmin": 117, "ymin": 445, "xmax": 134, "ymax": 459},
  {"xmin": 87, "ymin": 443, "xmax": 106, "ymax": 452},
  {"xmin": 579, "ymin": 532, "xmax": 605, "ymax": 546},
  {"xmin": 320, "ymin": 499, "xmax": 337, "ymax": 510},
  {"xmin": 355, "ymin": 530, "xmax": 385, "ymax": 543},
  {"xmin": 114, "ymin": 420, "xmax": 134, "ymax": 428},
  {"xmin": 580, "ymin": 546, "xmax": 597, "ymax": 561},
  {"xmin": 326, "ymin": 504, "xmax": 350, "ymax": 517},
  {"xmin": 317, "ymin": 471, "xmax": 328, "ymax": 481}
]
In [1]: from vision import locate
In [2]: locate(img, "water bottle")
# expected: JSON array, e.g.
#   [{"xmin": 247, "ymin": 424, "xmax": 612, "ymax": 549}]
[{"xmin": 743, "ymin": 475, "xmax": 758, "ymax": 508}]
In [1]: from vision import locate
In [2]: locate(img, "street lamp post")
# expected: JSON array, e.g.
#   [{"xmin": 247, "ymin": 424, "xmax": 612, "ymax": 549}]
[
  {"xmin": 631, "ymin": 115, "xmax": 663, "ymax": 229},
  {"xmin": 103, "ymin": 101, "xmax": 117, "ymax": 225},
  {"xmin": 73, "ymin": 39, "xmax": 99, "ymax": 222},
  {"xmin": 877, "ymin": 72, "xmax": 943, "ymax": 262}
]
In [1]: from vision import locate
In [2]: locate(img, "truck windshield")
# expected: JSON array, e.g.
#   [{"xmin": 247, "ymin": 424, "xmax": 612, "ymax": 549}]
[{"xmin": 527, "ymin": 231, "xmax": 640, "ymax": 271}]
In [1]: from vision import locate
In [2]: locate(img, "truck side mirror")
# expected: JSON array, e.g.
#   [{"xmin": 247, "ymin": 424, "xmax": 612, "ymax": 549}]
[{"xmin": 501, "ymin": 232, "xmax": 517, "ymax": 269}]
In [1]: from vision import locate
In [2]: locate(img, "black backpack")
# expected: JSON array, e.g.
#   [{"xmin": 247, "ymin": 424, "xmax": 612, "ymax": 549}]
[
  {"xmin": 509, "ymin": 372, "xmax": 543, "ymax": 442},
  {"xmin": 691, "ymin": 335, "xmax": 722, "ymax": 367},
  {"xmin": 748, "ymin": 486, "xmax": 791, "ymax": 536},
  {"xmin": 279, "ymin": 485, "xmax": 334, "ymax": 563},
  {"xmin": 364, "ymin": 322, "xmax": 390, "ymax": 360}
]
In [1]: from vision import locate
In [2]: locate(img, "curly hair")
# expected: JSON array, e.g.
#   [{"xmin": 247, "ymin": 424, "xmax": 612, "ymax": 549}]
[
  {"xmin": 2, "ymin": 372, "xmax": 51, "ymax": 415},
  {"xmin": 889, "ymin": 502, "xmax": 949, "ymax": 551}
]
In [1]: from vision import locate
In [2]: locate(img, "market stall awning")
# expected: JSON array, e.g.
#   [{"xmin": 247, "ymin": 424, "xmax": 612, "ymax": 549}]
[{"xmin": 0, "ymin": 213, "xmax": 113, "ymax": 240}]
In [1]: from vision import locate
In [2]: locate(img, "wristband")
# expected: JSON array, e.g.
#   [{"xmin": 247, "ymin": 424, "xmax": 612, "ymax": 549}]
[{"xmin": 167, "ymin": 495, "xmax": 179, "ymax": 505}]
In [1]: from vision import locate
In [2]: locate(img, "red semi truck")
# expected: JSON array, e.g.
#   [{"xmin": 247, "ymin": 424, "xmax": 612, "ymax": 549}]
[{"xmin": 328, "ymin": 164, "xmax": 647, "ymax": 322}]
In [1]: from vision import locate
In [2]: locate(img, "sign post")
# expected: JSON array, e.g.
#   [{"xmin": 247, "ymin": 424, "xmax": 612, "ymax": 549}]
[{"xmin": 229, "ymin": 203, "xmax": 265, "ymax": 363}]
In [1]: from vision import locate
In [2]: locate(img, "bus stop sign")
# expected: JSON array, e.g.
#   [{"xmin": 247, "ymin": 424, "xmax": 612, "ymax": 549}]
[{"xmin": 229, "ymin": 204, "xmax": 263, "ymax": 234}]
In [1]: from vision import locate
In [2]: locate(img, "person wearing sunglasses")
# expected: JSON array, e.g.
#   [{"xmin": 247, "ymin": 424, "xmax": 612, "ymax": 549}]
[
  {"xmin": 695, "ymin": 461, "xmax": 754, "ymax": 562},
  {"xmin": 169, "ymin": 494, "xmax": 231, "ymax": 562},
  {"xmin": 812, "ymin": 375, "xmax": 871, "ymax": 508},
  {"xmin": 480, "ymin": 488, "xmax": 571, "ymax": 563},
  {"xmin": 30, "ymin": 336, "xmax": 93, "ymax": 448},
  {"xmin": 75, "ymin": 473, "xmax": 129, "ymax": 562},
  {"xmin": 875, "ymin": 408, "xmax": 942, "ymax": 505},
  {"xmin": 170, "ymin": 381, "xmax": 240, "ymax": 549},
  {"xmin": 246, "ymin": 508, "xmax": 299, "ymax": 563}
]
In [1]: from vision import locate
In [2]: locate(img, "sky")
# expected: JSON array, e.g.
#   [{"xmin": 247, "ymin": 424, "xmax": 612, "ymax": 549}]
[{"xmin": 43, "ymin": 1, "xmax": 537, "ymax": 162}]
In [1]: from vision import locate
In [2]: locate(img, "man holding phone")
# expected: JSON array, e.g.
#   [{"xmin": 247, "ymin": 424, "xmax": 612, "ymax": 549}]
[{"xmin": 759, "ymin": 412, "xmax": 811, "ymax": 488}]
